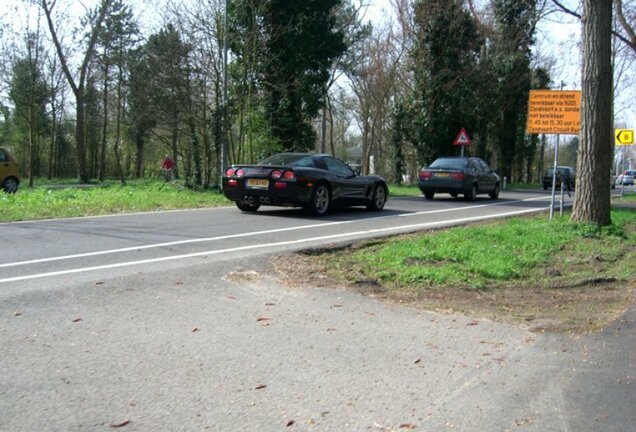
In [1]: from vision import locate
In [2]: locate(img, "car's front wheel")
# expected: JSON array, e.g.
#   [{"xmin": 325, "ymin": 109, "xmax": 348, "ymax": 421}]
[
  {"xmin": 367, "ymin": 184, "xmax": 387, "ymax": 211},
  {"xmin": 2, "ymin": 177, "xmax": 18, "ymax": 193},
  {"xmin": 307, "ymin": 183, "xmax": 331, "ymax": 216},
  {"xmin": 465, "ymin": 184, "xmax": 477, "ymax": 201},
  {"xmin": 489, "ymin": 183, "xmax": 500, "ymax": 199},
  {"xmin": 424, "ymin": 192, "xmax": 434, "ymax": 200}
]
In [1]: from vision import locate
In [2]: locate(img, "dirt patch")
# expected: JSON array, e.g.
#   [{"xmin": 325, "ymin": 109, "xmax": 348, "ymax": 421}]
[{"xmin": 273, "ymin": 241, "xmax": 635, "ymax": 334}]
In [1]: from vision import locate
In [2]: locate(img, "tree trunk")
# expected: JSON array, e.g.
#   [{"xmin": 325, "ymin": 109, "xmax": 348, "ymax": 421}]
[
  {"xmin": 99, "ymin": 57, "xmax": 109, "ymax": 182},
  {"xmin": 571, "ymin": 0, "xmax": 613, "ymax": 225},
  {"xmin": 114, "ymin": 56, "xmax": 126, "ymax": 184}
]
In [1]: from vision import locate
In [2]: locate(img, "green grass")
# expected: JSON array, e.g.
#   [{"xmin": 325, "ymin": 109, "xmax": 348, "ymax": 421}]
[
  {"xmin": 614, "ymin": 190, "xmax": 636, "ymax": 202},
  {"xmin": 388, "ymin": 184, "xmax": 421, "ymax": 197},
  {"xmin": 322, "ymin": 210, "xmax": 635, "ymax": 291},
  {"xmin": 0, "ymin": 179, "xmax": 230, "ymax": 222}
]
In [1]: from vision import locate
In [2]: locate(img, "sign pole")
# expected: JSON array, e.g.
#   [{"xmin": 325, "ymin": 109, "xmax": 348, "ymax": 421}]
[{"xmin": 550, "ymin": 135, "xmax": 559, "ymax": 220}]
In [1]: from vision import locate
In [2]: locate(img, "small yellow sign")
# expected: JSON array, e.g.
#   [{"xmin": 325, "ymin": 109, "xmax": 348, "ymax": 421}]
[
  {"xmin": 527, "ymin": 90, "xmax": 581, "ymax": 135},
  {"xmin": 615, "ymin": 129, "xmax": 634, "ymax": 146}
]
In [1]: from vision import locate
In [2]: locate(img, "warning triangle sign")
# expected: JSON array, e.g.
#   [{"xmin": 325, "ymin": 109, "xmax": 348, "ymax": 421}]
[{"xmin": 453, "ymin": 128, "xmax": 471, "ymax": 146}]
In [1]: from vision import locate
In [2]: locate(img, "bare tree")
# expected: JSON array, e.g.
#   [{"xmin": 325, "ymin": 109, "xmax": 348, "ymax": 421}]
[{"xmin": 39, "ymin": 0, "xmax": 113, "ymax": 183}]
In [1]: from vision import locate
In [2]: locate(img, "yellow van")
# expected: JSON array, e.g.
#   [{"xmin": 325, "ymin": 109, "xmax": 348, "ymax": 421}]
[{"xmin": 0, "ymin": 147, "xmax": 20, "ymax": 193}]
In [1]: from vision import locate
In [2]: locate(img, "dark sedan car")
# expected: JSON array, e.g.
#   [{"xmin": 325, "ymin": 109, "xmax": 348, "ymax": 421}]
[
  {"xmin": 543, "ymin": 166, "xmax": 576, "ymax": 190},
  {"xmin": 418, "ymin": 156, "xmax": 500, "ymax": 200},
  {"xmin": 222, "ymin": 153, "xmax": 388, "ymax": 216}
]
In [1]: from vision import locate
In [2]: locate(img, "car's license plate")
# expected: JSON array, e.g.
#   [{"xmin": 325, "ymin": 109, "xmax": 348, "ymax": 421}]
[
  {"xmin": 246, "ymin": 179, "xmax": 269, "ymax": 189},
  {"xmin": 434, "ymin": 172, "xmax": 449, "ymax": 177}
]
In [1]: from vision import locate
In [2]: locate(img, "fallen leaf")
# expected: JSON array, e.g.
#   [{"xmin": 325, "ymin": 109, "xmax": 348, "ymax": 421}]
[
  {"xmin": 256, "ymin": 316, "xmax": 272, "ymax": 322},
  {"xmin": 14, "ymin": 311, "xmax": 23, "ymax": 317},
  {"xmin": 364, "ymin": 311, "xmax": 376, "ymax": 316},
  {"xmin": 95, "ymin": 281, "xmax": 104, "ymax": 285},
  {"xmin": 254, "ymin": 384, "xmax": 267, "ymax": 390},
  {"xmin": 326, "ymin": 328, "xmax": 337, "ymax": 332},
  {"xmin": 399, "ymin": 423, "xmax": 417, "ymax": 429},
  {"xmin": 110, "ymin": 419, "xmax": 130, "ymax": 428},
  {"xmin": 466, "ymin": 321, "xmax": 479, "ymax": 326},
  {"xmin": 413, "ymin": 358, "xmax": 421, "ymax": 364},
  {"xmin": 227, "ymin": 295, "xmax": 237, "ymax": 300},
  {"xmin": 264, "ymin": 302, "xmax": 276, "ymax": 306},
  {"xmin": 332, "ymin": 304, "xmax": 343, "ymax": 308},
  {"xmin": 192, "ymin": 327, "xmax": 200, "ymax": 333},
  {"xmin": 286, "ymin": 420, "xmax": 295, "ymax": 427},
  {"xmin": 72, "ymin": 317, "xmax": 82, "ymax": 323}
]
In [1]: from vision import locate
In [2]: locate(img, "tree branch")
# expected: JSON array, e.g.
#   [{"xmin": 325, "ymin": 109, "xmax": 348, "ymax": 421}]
[
  {"xmin": 615, "ymin": 0, "xmax": 636, "ymax": 51},
  {"xmin": 552, "ymin": 0, "xmax": 636, "ymax": 51}
]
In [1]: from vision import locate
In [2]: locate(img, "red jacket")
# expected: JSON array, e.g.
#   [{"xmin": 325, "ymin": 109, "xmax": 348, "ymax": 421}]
[{"xmin": 162, "ymin": 157, "xmax": 175, "ymax": 170}]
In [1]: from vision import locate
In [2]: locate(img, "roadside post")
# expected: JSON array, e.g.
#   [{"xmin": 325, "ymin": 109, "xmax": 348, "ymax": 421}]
[
  {"xmin": 527, "ymin": 90, "xmax": 581, "ymax": 220},
  {"xmin": 453, "ymin": 128, "xmax": 471, "ymax": 157},
  {"xmin": 615, "ymin": 129, "xmax": 634, "ymax": 197}
]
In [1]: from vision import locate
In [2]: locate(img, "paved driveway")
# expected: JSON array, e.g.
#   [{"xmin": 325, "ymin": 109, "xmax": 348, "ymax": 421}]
[{"xmin": 2, "ymin": 254, "xmax": 634, "ymax": 432}]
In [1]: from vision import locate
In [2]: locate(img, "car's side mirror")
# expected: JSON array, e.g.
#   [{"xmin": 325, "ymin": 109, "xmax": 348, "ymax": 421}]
[{"xmin": 353, "ymin": 168, "xmax": 361, "ymax": 176}]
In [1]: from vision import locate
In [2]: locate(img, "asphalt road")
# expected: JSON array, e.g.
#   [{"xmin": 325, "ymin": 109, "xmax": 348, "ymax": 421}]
[{"xmin": 1, "ymin": 191, "xmax": 634, "ymax": 431}]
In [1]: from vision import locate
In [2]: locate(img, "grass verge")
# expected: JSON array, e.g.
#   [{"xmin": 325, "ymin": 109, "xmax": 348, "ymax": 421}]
[
  {"xmin": 276, "ymin": 208, "xmax": 636, "ymax": 334},
  {"xmin": 0, "ymin": 179, "xmax": 230, "ymax": 222}
]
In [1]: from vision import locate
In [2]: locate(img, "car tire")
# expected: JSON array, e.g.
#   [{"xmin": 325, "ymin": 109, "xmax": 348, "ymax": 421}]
[
  {"xmin": 489, "ymin": 183, "xmax": 500, "ymax": 199},
  {"xmin": 367, "ymin": 184, "xmax": 387, "ymax": 211},
  {"xmin": 236, "ymin": 202, "xmax": 260, "ymax": 212},
  {"xmin": 424, "ymin": 192, "xmax": 434, "ymax": 200},
  {"xmin": 308, "ymin": 183, "xmax": 331, "ymax": 216},
  {"xmin": 450, "ymin": 193, "xmax": 459, "ymax": 198},
  {"xmin": 465, "ymin": 184, "xmax": 477, "ymax": 201},
  {"xmin": 2, "ymin": 177, "xmax": 18, "ymax": 194}
]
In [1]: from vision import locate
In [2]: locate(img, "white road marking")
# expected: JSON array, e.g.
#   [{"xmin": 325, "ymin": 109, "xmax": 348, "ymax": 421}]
[
  {"xmin": 0, "ymin": 204, "xmax": 547, "ymax": 284},
  {"xmin": 1, "ymin": 196, "xmax": 549, "ymax": 269}
]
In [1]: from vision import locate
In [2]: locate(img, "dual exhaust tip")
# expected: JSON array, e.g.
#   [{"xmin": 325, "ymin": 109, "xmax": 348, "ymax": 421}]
[{"xmin": 244, "ymin": 196, "xmax": 271, "ymax": 205}]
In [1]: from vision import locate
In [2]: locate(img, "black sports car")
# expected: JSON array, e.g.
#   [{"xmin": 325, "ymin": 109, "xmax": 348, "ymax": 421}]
[{"xmin": 222, "ymin": 153, "xmax": 388, "ymax": 216}]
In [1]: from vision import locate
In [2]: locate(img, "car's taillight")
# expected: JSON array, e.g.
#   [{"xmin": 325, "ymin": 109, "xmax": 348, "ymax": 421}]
[
  {"xmin": 450, "ymin": 172, "xmax": 464, "ymax": 181},
  {"xmin": 419, "ymin": 170, "xmax": 432, "ymax": 180},
  {"xmin": 225, "ymin": 168, "xmax": 235, "ymax": 177},
  {"xmin": 236, "ymin": 168, "xmax": 246, "ymax": 178},
  {"xmin": 271, "ymin": 169, "xmax": 295, "ymax": 180}
]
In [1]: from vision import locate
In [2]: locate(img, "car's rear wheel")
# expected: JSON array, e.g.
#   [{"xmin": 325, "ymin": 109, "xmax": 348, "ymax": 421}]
[
  {"xmin": 489, "ymin": 183, "xmax": 500, "ymax": 199},
  {"xmin": 465, "ymin": 184, "xmax": 477, "ymax": 201},
  {"xmin": 2, "ymin": 178, "xmax": 18, "ymax": 193},
  {"xmin": 308, "ymin": 183, "xmax": 331, "ymax": 216},
  {"xmin": 236, "ymin": 202, "xmax": 260, "ymax": 212},
  {"xmin": 424, "ymin": 192, "xmax": 435, "ymax": 200},
  {"xmin": 367, "ymin": 184, "xmax": 387, "ymax": 211}
]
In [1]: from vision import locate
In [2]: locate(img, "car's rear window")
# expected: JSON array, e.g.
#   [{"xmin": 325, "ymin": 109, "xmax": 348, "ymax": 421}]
[
  {"xmin": 259, "ymin": 154, "xmax": 311, "ymax": 166},
  {"xmin": 546, "ymin": 167, "xmax": 574, "ymax": 176},
  {"xmin": 429, "ymin": 158, "xmax": 467, "ymax": 170}
]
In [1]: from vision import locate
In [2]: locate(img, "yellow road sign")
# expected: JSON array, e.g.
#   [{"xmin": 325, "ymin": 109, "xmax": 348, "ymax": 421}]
[
  {"xmin": 615, "ymin": 129, "xmax": 634, "ymax": 146},
  {"xmin": 527, "ymin": 90, "xmax": 581, "ymax": 135}
]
